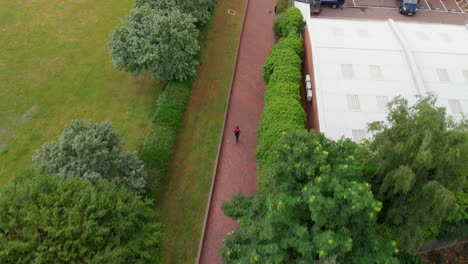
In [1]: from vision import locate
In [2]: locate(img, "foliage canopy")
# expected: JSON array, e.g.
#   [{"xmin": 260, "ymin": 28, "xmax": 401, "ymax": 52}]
[
  {"xmin": 367, "ymin": 96, "xmax": 468, "ymax": 253},
  {"xmin": 224, "ymin": 130, "xmax": 397, "ymax": 263},
  {"xmin": 33, "ymin": 120, "xmax": 147, "ymax": 194},
  {"xmin": 0, "ymin": 172, "xmax": 161, "ymax": 263},
  {"xmin": 109, "ymin": 4, "xmax": 199, "ymax": 81}
]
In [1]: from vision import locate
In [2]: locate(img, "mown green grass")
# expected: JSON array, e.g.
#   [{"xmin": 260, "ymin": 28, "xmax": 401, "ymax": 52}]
[
  {"xmin": 156, "ymin": 0, "xmax": 247, "ymax": 263},
  {"xmin": 0, "ymin": 0, "xmax": 162, "ymax": 184}
]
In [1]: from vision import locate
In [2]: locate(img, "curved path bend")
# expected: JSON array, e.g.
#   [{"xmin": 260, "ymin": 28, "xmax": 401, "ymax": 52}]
[{"xmin": 198, "ymin": 0, "xmax": 276, "ymax": 263}]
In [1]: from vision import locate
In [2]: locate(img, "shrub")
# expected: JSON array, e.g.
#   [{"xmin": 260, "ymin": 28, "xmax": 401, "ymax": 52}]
[
  {"xmin": 265, "ymin": 82, "xmax": 301, "ymax": 103},
  {"xmin": 269, "ymin": 65, "xmax": 302, "ymax": 85},
  {"xmin": 140, "ymin": 80, "xmax": 192, "ymax": 196},
  {"xmin": 278, "ymin": 7, "xmax": 304, "ymax": 37},
  {"xmin": 0, "ymin": 171, "xmax": 162, "ymax": 263},
  {"xmin": 152, "ymin": 82, "xmax": 192, "ymax": 130},
  {"xmin": 33, "ymin": 120, "xmax": 147, "ymax": 194},
  {"xmin": 263, "ymin": 48, "xmax": 301, "ymax": 83},
  {"xmin": 275, "ymin": 33, "xmax": 303, "ymax": 57},
  {"xmin": 274, "ymin": 13, "xmax": 285, "ymax": 36},
  {"xmin": 257, "ymin": 97, "xmax": 306, "ymax": 164}
]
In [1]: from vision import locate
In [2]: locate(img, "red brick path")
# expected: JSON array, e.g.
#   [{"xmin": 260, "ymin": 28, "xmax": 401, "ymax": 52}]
[{"xmin": 198, "ymin": 0, "xmax": 276, "ymax": 263}]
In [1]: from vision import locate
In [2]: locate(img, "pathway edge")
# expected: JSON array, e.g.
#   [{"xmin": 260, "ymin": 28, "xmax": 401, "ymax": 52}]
[{"xmin": 196, "ymin": 1, "xmax": 250, "ymax": 262}]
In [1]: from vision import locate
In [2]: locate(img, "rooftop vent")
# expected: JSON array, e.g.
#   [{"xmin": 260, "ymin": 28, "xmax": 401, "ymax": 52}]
[
  {"xmin": 448, "ymin": 99, "xmax": 463, "ymax": 115},
  {"xmin": 352, "ymin": 129, "xmax": 367, "ymax": 142},
  {"xmin": 346, "ymin": 94, "xmax": 361, "ymax": 112},
  {"xmin": 341, "ymin": 64, "xmax": 355, "ymax": 79},
  {"xmin": 436, "ymin": 68, "xmax": 451, "ymax": 83}
]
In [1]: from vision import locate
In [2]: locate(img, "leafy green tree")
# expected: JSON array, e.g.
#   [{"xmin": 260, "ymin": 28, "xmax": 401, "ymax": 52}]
[
  {"xmin": 223, "ymin": 130, "xmax": 397, "ymax": 263},
  {"xmin": 136, "ymin": 0, "xmax": 216, "ymax": 25},
  {"xmin": 109, "ymin": 4, "xmax": 199, "ymax": 81},
  {"xmin": 366, "ymin": 96, "xmax": 468, "ymax": 253},
  {"xmin": 33, "ymin": 120, "xmax": 146, "ymax": 194},
  {"xmin": 0, "ymin": 171, "xmax": 161, "ymax": 263}
]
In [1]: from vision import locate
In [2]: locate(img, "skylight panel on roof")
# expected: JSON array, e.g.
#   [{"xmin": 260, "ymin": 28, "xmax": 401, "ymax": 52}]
[
  {"xmin": 358, "ymin": 29, "xmax": 369, "ymax": 38},
  {"xmin": 463, "ymin": 70, "xmax": 468, "ymax": 83},
  {"xmin": 439, "ymin": 32, "xmax": 453, "ymax": 42},
  {"xmin": 346, "ymin": 94, "xmax": 361, "ymax": 111},
  {"xmin": 369, "ymin": 65, "xmax": 383, "ymax": 81},
  {"xmin": 333, "ymin": 27, "xmax": 344, "ymax": 36},
  {"xmin": 341, "ymin": 64, "xmax": 355, "ymax": 79},
  {"xmin": 436, "ymin": 68, "xmax": 451, "ymax": 83},
  {"xmin": 352, "ymin": 129, "xmax": 367, "ymax": 142},
  {"xmin": 376, "ymin": 96, "xmax": 389, "ymax": 113},
  {"xmin": 448, "ymin": 100, "xmax": 463, "ymax": 115},
  {"xmin": 416, "ymin": 31, "xmax": 429, "ymax": 40}
]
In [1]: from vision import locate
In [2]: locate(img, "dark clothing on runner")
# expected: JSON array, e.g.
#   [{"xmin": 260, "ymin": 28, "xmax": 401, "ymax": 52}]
[{"xmin": 234, "ymin": 128, "xmax": 241, "ymax": 143}]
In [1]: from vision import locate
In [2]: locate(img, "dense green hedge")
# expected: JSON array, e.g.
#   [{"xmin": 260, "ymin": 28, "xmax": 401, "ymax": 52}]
[
  {"xmin": 257, "ymin": 97, "xmax": 306, "ymax": 164},
  {"xmin": 269, "ymin": 65, "xmax": 302, "ymax": 84},
  {"xmin": 257, "ymin": 7, "xmax": 305, "ymax": 188},
  {"xmin": 275, "ymin": 7, "xmax": 304, "ymax": 37},
  {"xmin": 263, "ymin": 48, "xmax": 301, "ymax": 83},
  {"xmin": 141, "ymin": 80, "xmax": 192, "ymax": 196},
  {"xmin": 275, "ymin": 33, "xmax": 304, "ymax": 57},
  {"xmin": 264, "ymin": 81, "xmax": 301, "ymax": 102}
]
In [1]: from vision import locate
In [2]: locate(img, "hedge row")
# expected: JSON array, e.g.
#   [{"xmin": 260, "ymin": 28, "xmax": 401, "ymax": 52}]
[
  {"xmin": 140, "ymin": 81, "xmax": 192, "ymax": 196},
  {"xmin": 257, "ymin": 7, "xmax": 306, "ymax": 181},
  {"xmin": 274, "ymin": 7, "xmax": 304, "ymax": 37}
]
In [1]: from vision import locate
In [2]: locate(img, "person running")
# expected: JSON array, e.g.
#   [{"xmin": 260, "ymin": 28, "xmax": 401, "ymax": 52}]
[{"xmin": 234, "ymin": 125, "xmax": 241, "ymax": 143}]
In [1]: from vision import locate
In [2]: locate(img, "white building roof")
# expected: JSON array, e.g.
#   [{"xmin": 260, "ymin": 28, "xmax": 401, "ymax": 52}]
[{"xmin": 295, "ymin": 2, "xmax": 468, "ymax": 142}]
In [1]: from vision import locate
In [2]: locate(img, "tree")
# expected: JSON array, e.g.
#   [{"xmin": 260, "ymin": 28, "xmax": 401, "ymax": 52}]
[
  {"xmin": 136, "ymin": 0, "xmax": 216, "ymax": 25},
  {"xmin": 0, "ymin": 171, "xmax": 161, "ymax": 263},
  {"xmin": 366, "ymin": 96, "xmax": 468, "ymax": 253},
  {"xmin": 109, "ymin": 4, "xmax": 199, "ymax": 81},
  {"xmin": 222, "ymin": 130, "xmax": 397, "ymax": 263},
  {"xmin": 33, "ymin": 120, "xmax": 146, "ymax": 194}
]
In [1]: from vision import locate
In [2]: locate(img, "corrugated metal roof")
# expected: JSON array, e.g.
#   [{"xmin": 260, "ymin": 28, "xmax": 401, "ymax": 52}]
[{"xmin": 294, "ymin": 1, "xmax": 468, "ymax": 142}]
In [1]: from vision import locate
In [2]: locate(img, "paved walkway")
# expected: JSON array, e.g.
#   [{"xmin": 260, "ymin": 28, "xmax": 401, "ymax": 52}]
[{"xmin": 198, "ymin": 0, "xmax": 276, "ymax": 263}]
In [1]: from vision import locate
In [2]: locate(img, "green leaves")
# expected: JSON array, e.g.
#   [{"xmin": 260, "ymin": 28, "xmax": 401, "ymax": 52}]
[
  {"xmin": 257, "ymin": 11, "xmax": 305, "ymax": 188},
  {"xmin": 0, "ymin": 172, "xmax": 161, "ymax": 263},
  {"xmin": 33, "ymin": 120, "xmax": 147, "ymax": 194},
  {"xmin": 223, "ymin": 130, "xmax": 397, "ymax": 263},
  {"xmin": 275, "ymin": 7, "xmax": 304, "ymax": 37},
  {"xmin": 109, "ymin": 5, "xmax": 199, "ymax": 81},
  {"xmin": 367, "ymin": 96, "xmax": 467, "ymax": 253}
]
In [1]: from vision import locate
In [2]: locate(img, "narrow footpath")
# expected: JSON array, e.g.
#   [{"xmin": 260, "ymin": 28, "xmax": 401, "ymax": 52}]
[{"xmin": 198, "ymin": 0, "xmax": 276, "ymax": 263}]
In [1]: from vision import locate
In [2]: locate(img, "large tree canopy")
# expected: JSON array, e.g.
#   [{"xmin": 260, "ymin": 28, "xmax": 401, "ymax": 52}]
[
  {"xmin": 136, "ymin": 0, "xmax": 216, "ymax": 25},
  {"xmin": 222, "ymin": 130, "xmax": 397, "ymax": 263},
  {"xmin": 33, "ymin": 120, "xmax": 146, "ymax": 194},
  {"xmin": 0, "ymin": 172, "xmax": 161, "ymax": 263},
  {"xmin": 366, "ymin": 96, "xmax": 468, "ymax": 253},
  {"xmin": 109, "ymin": 4, "xmax": 199, "ymax": 81}
]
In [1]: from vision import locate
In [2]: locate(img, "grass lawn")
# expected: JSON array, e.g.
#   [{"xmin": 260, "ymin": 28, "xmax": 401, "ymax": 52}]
[
  {"xmin": 156, "ymin": 0, "xmax": 247, "ymax": 263},
  {"xmin": 0, "ymin": 0, "xmax": 162, "ymax": 184}
]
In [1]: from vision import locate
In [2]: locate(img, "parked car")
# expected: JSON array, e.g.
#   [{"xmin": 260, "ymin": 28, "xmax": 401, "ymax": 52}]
[
  {"xmin": 321, "ymin": 0, "xmax": 345, "ymax": 8},
  {"xmin": 399, "ymin": 0, "xmax": 418, "ymax": 15}
]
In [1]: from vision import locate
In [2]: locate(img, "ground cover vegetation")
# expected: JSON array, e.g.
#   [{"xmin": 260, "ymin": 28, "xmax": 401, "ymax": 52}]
[
  {"xmin": 257, "ymin": 7, "xmax": 306, "ymax": 189},
  {"xmin": 0, "ymin": 0, "xmax": 159, "ymax": 185},
  {"xmin": 1, "ymin": 0, "xmax": 219, "ymax": 261},
  {"xmin": 224, "ymin": 95, "xmax": 468, "ymax": 263}
]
